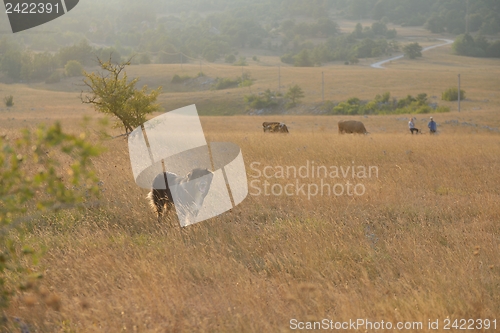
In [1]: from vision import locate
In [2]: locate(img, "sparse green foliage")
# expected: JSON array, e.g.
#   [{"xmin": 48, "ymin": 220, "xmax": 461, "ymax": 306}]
[
  {"xmin": 65, "ymin": 60, "xmax": 83, "ymax": 77},
  {"xmin": 213, "ymin": 73, "xmax": 252, "ymax": 90},
  {"xmin": 4, "ymin": 95, "xmax": 14, "ymax": 107},
  {"xmin": 375, "ymin": 92, "xmax": 391, "ymax": 103},
  {"xmin": 171, "ymin": 74, "xmax": 191, "ymax": 84},
  {"xmin": 0, "ymin": 123, "xmax": 101, "ymax": 309},
  {"xmin": 213, "ymin": 77, "xmax": 240, "ymax": 90},
  {"xmin": 233, "ymin": 57, "xmax": 248, "ymax": 66},
  {"xmin": 403, "ymin": 42, "xmax": 423, "ymax": 59},
  {"xmin": 244, "ymin": 89, "xmax": 279, "ymax": 109},
  {"xmin": 81, "ymin": 58, "xmax": 162, "ymax": 135},
  {"xmin": 285, "ymin": 84, "xmax": 304, "ymax": 108},
  {"xmin": 325, "ymin": 92, "xmax": 449, "ymax": 115},
  {"xmin": 442, "ymin": 87, "xmax": 466, "ymax": 101},
  {"xmin": 239, "ymin": 72, "xmax": 252, "ymax": 85}
]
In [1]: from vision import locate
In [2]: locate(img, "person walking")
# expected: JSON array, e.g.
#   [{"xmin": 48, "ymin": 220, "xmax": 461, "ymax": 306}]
[
  {"xmin": 428, "ymin": 117, "xmax": 437, "ymax": 134},
  {"xmin": 408, "ymin": 117, "xmax": 419, "ymax": 134}
]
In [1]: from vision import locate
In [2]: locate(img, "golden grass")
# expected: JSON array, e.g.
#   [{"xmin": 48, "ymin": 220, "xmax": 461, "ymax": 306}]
[
  {"xmin": 2, "ymin": 32, "xmax": 500, "ymax": 331},
  {"xmin": 5, "ymin": 120, "xmax": 500, "ymax": 332}
]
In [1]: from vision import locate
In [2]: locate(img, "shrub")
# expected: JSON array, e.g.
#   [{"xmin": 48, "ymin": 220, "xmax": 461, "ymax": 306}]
[
  {"xmin": 332, "ymin": 101, "xmax": 360, "ymax": 115},
  {"xmin": 45, "ymin": 72, "xmax": 61, "ymax": 84},
  {"xmin": 442, "ymin": 87, "xmax": 466, "ymax": 101},
  {"xmin": 213, "ymin": 77, "xmax": 239, "ymax": 90},
  {"xmin": 239, "ymin": 79, "xmax": 253, "ymax": 87},
  {"xmin": 225, "ymin": 54, "xmax": 236, "ymax": 63},
  {"xmin": 435, "ymin": 105, "xmax": 450, "ymax": 113},
  {"xmin": 403, "ymin": 42, "xmax": 422, "ymax": 59},
  {"xmin": 233, "ymin": 57, "xmax": 248, "ymax": 66},
  {"xmin": 320, "ymin": 100, "xmax": 335, "ymax": 113},
  {"xmin": 294, "ymin": 49, "xmax": 314, "ymax": 67},
  {"xmin": 280, "ymin": 53, "xmax": 295, "ymax": 65},
  {"xmin": 171, "ymin": 74, "xmax": 181, "ymax": 83},
  {"xmin": 4, "ymin": 95, "xmax": 14, "ymax": 107},
  {"xmin": 244, "ymin": 89, "xmax": 279, "ymax": 109},
  {"xmin": 171, "ymin": 74, "xmax": 191, "ymax": 84},
  {"xmin": 375, "ymin": 92, "xmax": 391, "ymax": 103},
  {"xmin": 325, "ymin": 92, "xmax": 450, "ymax": 115},
  {"xmin": 64, "ymin": 60, "xmax": 83, "ymax": 77},
  {"xmin": 285, "ymin": 84, "xmax": 305, "ymax": 108}
]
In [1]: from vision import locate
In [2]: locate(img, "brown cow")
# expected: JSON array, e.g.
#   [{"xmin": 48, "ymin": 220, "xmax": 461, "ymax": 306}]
[
  {"xmin": 263, "ymin": 122, "xmax": 289, "ymax": 133},
  {"xmin": 338, "ymin": 120, "xmax": 368, "ymax": 134}
]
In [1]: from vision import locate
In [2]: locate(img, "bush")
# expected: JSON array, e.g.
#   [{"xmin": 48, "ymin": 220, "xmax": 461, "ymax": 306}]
[
  {"xmin": 280, "ymin": 53, "xmax": 295, "ymax": 64},
  {"xmin": 403, "ymin": 42, "xmax": 422, "ymax": 59},
  {"xmin": 213, "ymin": 77, "xmax": 239, "ymax": 90},
  {"xmin": 294, "ymin": 49, "xmax": 314, "ymax": 67},
  {"xmin": 171, "ymin": 74, "xmax": 191, "ymax": 84},
  {"xmin": 4, "ymin": 95, "xmax": 14, "ymax": 107},
  {"xmin": 233, "ymin": 57, "xmax": 248, "ymax": 66},
  {"xmin": 45, "ymin": 72, "xmax": 61, "ymax": 84},
  {"xmin": 332, "ymin": 101, "xmax": 361, "ymax": 115},
  {"xmin": 442, "ymin": 87, "xmax": 466, "ymax": 101},
  {"xmin": 239, "ymin": 79, "xmax": 253, "ymax": 87},
  {"xmin": 320, "ymin": 100, "xmax": 336, "ymax": 113},
  {"xmin": 325, "ymin": 92, "xmax": 450, "ymax": 115},
  {"xmin": 436, "ymin": 105, "xmax": 451, "ymax": 113},
  {"xmin": 285, "ymin": 84, "xmax": 305, "ymax": 108},
  {"xmin": 64, "ymin": 60, "xmax": 83, "ymax": 77},
  {"xmin": 244, "ymin": 89, "xmax": 279, "ymax": 109},
  {"xmin": 225, "ymin": 54, "xmax": 236, "ymax": 63}
]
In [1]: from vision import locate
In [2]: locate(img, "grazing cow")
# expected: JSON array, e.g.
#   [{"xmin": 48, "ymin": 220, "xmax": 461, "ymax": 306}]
[
  {"xmin": 338, "ymin": 120, "xmax": 368, "ymax": 134},
  {"xmin": 263, "ymin": 122, "xmax": 289, "ymax": 133},
  {"xmin": 147, "ymin": 168, "xmax": 214, "ymax": 224}
]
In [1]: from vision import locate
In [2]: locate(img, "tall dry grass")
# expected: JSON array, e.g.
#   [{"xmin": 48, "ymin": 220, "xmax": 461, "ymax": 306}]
[
  {"xmin": 1, "ymin": 34, "xmax": 499, "ymax": 330},
  {"xmin": 7, "ymin": 118, "xmax": 500, "ymax": 332}
]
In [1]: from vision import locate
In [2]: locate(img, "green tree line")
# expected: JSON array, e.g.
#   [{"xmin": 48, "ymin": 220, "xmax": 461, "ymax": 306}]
[{"xmin": 0, "ymin": 38, "xmax": 123, "ymax": 82}]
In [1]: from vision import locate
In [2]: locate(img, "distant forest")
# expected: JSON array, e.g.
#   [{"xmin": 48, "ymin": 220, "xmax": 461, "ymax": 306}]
[{"xmin": 1, "ymin": 0, "xmax": 499, "ymax": 82}]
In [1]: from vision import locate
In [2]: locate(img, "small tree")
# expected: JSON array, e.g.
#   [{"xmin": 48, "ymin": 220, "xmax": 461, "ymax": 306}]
[
  {"xmin": 65, "ymin": 60, "xmax": 83, "ymax": 77},
  {"xmin": 403, "ymin": 42, "xmax": 423, "ymax": 59},
  {"xmin": 225, "ymin": 54, "xmax": 236, "ymax": 63},
  {"xmin": 452, "ymin": 33, "xmax": 475, "ymax": 56},
  {"xmin": 81, "ymin": 58, "xmax": 162, "ymax": 135},
  {"xmin": 442, "ymin": 87, "xmax": 466, "ymax": 101},
  {"xmin": 294, "ymin": 49, "xmax": 313, "ymax": 67},
  {"xmin": 285, "ymin": 84, "xmax": 305, "ymax": 108}
]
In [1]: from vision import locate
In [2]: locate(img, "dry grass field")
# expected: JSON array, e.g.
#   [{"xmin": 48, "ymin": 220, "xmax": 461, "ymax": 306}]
[{"xmin": 1, "ymin": 34, "xmax": 500, "ymax": 332}]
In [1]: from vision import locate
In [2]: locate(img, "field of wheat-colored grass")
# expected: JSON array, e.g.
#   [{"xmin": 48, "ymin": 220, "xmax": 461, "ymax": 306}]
[
  {"xmin": 1, "ymin": 31, "xmax": 500, "ymax": 331},
  {"xmin": 3, "ymin": 117, "xmax": 499, "ymax": 332}
]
